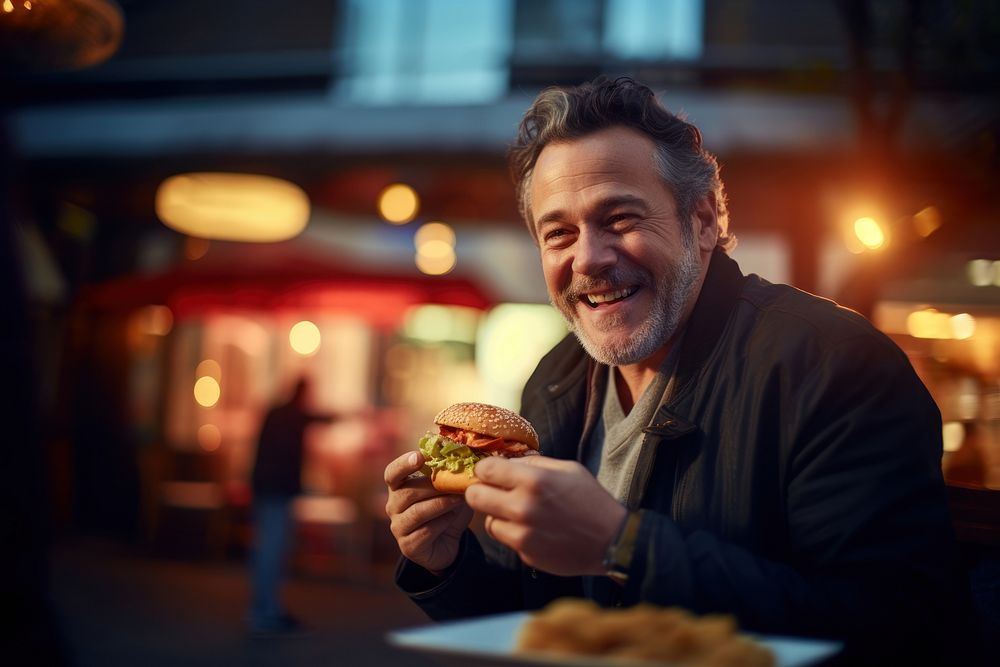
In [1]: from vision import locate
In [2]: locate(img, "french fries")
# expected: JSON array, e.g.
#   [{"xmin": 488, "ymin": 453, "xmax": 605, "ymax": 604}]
[{"xmin": 515, "ymin": 598, "xmax": 775, "ymax": 666}]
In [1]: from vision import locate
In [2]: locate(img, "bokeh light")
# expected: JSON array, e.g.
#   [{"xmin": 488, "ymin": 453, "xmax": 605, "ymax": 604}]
[
  {"xmin": 951, "ymin": 313, "xmax": 976, "ymax": 340},
  {"xmin": 967, "ymin": 259, "xmax": 1000, "ymax": 287},
  {"xmin": 415, "ymin": 247, "xmax": 456, "ymax": 275},
  {"xmin": 414, "ymin": 220, "xmax": 457, "ymax": 275},
  {"xmin": 196, "ymin": 359, "xmax": 221, "ymax": 381},
  {"xmin": 184, "ymin": 236, "xmax": 210, "ymax": 260},
  {"xmin": 136, "ymin": 305, "xmax": 173, "ymax": 336},
  {"xmin": 289, "ymin": 320, "xmax": 321, "ymax": 356},
  {"xmin": 477, "ymin": 304, "xmax": 568, "ymax": 407},
  {"xmin": 415, "ymin": 221, "xmax": 455, "ymax": 247},
  {"xmin": 912, "ymin": 206, "xmax": 942, "ymax": 238},
  {"xmin": 942, "ymin": 422, "xmax": 965, "ymax": 453},
  {"xmin": 378, "ymin": 183, "xmax": 419, "ymax": 224},
  {"xmin": 403, "ymin": 304, "xmax": 480, "ymax": 344},
  {"xmin": 194, "ymin": 376, "xmax": 221, "ymax": 407},
  {"xmin": 906, "ymin": 308, "xmax": 977, "ymax": 340},
  {"xmin": 853, "ymin": 217, "xmax": 886, "ymax": 250},
  {"xmin": 156, "ymin": 172, "xmax": 310, "ymax": 242},
  {"xmin": 417, "ymin": 239, "xmax": 454, "ymax": 260},
  {"xmin": 197, "ymin": 424, "xmax": 222, "ymax": 452}
]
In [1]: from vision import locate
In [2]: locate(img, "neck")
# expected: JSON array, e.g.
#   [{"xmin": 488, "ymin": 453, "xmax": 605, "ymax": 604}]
[
  {"xmin": 613, "ymin": 345, "xmax": 671, "ymax": 414},
  {"xmin": 611, "ymin": 245, "xmax": 714, "ymax": 414}
]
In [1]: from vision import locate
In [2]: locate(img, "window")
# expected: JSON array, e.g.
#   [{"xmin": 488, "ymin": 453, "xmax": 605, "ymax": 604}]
[
  {"xmin": 337, "ymin": 0, "xmax": 514, "ymax": 105},
  {"xmin": 514, "ymin": 0, "xmax": 702, "ymax": 62},
  {"xmin": 511, "ymin": 0, "xmax": 703, "ymax": 88},
  {"xmin": 604, "ymin": 0, "xmax": 703, "ymax": 60},
  {"xmin": 336, "ymin": 0, "xmax": 704, "ymax": 104}
]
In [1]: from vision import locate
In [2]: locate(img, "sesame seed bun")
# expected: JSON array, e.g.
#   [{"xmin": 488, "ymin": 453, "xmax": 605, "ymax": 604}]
[{"xmin": 434, "ymin": 402, "xmax": 540, "ymax": 450}]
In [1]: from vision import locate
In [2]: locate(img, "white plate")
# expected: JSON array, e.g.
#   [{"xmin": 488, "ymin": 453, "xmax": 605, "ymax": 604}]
[{"xmin": 387, "ymin": 611, "xmax": 842, "ymax": 667}]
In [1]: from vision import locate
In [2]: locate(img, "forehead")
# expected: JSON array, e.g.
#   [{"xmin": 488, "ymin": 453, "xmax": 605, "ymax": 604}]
[{"xmin": 530, "ymin": 126, "xmax": 667, "ymax": 213}]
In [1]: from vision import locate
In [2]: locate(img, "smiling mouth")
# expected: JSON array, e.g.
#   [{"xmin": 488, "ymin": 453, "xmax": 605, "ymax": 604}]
[{"xmin": 584, "ymin": 287, "xmax": 638, "ymax": 308}]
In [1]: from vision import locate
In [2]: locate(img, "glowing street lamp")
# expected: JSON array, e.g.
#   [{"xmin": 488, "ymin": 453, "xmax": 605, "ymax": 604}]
[{"xmin": 853, "ymin": 217, "xmax": 887, "ymax": 251}]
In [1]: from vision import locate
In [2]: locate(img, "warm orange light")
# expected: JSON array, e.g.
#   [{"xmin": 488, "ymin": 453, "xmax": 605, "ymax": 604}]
[
  {"xmin": 912, "ymin": 206, "xmax": 942, "ymax": 238},
  {"xmin": 414, "ymin": 221, "xmax": 457, "ymax": 274},
  {"xmin": 853, "ymin": 217, "xmax": 886, "ymax": 250},
  {"xmin": 196, "ymin": 359, "xmax": 221, "ymax": 381},
  {"xmin": 136, "ymin": 305, "xmax": 173, "ymax": 336},
  {"xmin": 3, "ymin": 1, "xmax": 13, "ymax": 12},
  {"xmin": 417, "ymin": 239, "xmax": 454, "ymax": 260},
  {"xmin": 951, "ymin": 313, "xmax": 976, "ymax": 340},
  {"xmin": 184, "ymin": 236, "xmax": 210, "ymax": 260},
  {"xmin": 194, "ymin": 376, "xmax": 221, "ymax": 407},
  {"xmin": 289, "ymin": 320, "xmax": 321, "ymax": 356},
  {"xmin": 415, "ymin": 221, "xmax": 455, "ymax": 247},
  {"xmin": 415, "ymin": 247, "xmax": 456, "ymax": 275},
  {"xmin": 378, "ymin": 183, "xmax": 419, "ymax": 224},
  {"xmin": 966, "ymin": 259, "xmax": 1000, "ymax": 287},
  {"xmin": 905, "ymin": 308, "xmax": 976, "ymax": 340},
  {"xmin": 907, "ymin": 309, "xmax": 949, "ymax": 339},
  {"xmin": 942, "ymin": 422, "xmax": 965, "ymax": 453},
  {"xmin": 156, "ymin": 172, "xmax": 310, "ymax": 242},
  {"xmin": 197, "ymin": 424, "xmax": 222, "ymax": 452}
]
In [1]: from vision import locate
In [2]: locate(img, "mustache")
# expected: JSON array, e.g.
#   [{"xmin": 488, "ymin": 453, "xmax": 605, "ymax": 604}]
[{"xmin": 562, "ymin": 267, "xmax": 650, "ymax": 306}]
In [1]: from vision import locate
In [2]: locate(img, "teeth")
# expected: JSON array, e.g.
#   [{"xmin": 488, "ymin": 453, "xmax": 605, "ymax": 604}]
[{"xmin": 586, "ymin": 288, "xmax": 634, "ymax": 305}]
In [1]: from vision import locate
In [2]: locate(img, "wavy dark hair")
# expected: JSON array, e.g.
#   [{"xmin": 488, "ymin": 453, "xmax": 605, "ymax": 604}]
[{"xmin": 509, "ymin": 76, "xmax": 734, "ymax": 252}]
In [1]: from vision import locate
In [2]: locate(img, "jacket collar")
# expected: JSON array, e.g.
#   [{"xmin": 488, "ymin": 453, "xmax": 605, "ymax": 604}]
[{"xmin": 671, "ymin": 248, "xmax": 747, "ymax": 398}]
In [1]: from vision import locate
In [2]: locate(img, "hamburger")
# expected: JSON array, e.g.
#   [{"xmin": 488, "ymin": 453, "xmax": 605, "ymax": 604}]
[{"xmin": 418, "ymin": 402, "xmax": 540, "ymax": 493}]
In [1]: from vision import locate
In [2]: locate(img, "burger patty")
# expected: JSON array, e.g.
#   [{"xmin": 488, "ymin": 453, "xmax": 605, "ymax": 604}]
[{"xmin": 438, "ymin": 425, "xmax": 535, "ymax": 454}]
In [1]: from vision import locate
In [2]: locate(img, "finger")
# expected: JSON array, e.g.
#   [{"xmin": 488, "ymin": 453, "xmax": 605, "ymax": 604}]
[
  {"xmin": 392, "ymin": 494, "xmax": 467, "ymax": 538},
  {"xmin": 403, "ymin": 506, "xmax": 467, "ymax": 548},
  {"xmin": 386, "ymin": 462, "xmax": 467, "ymax": 517},
  {"xmin": 512, "ymin": 455, "xmax": 573, "ymax": 470},
  {"xmin": 465, "ymin": 480, "xmax": 525, "ymax": 521},
  {"xmin": 474, "ymin": 456, "xmax": 542, "ymax": 490},
  {"xmin": 384, "ymin": 451, "xmax": 425, "ymax": 490},
  {"xmin": 484, "ymin": 514, "xmax": 496, "ymax": 541},
  {"xmin": 384, "ymin": 479, "xmax": 443, "ymax": 516},
  {"xmin": 483, "ymin": 515, "xmax": 528, "ymax": 554}
]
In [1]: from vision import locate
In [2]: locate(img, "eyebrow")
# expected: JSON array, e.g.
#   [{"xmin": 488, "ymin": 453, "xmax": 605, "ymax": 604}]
[{"xmin": 535, "ymin": 194, "xmax": 649, "ymax": 229}]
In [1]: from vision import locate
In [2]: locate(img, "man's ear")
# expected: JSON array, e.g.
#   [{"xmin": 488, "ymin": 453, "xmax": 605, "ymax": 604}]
[{"xmin": 693, "ymin": 192, "xmax": 718, "ymax": 253}]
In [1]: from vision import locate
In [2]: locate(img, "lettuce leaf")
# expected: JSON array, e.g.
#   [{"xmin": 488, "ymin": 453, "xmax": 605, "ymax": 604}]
[{"xmin": 418, "ymin": 433, "xmax": 482, "ymax": 477}]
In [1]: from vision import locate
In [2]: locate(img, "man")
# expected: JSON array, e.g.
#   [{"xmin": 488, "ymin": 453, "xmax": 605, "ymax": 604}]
[
  {"xmin": 248, "ymin": 376, "xmax": 334, "ymax": 636},
  {"xmin": 384, "ymin": 78, "xmax": 975, "ymax": 663}
]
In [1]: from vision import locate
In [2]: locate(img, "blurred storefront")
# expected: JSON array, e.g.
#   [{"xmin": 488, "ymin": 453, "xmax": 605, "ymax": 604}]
[
  {"xmin": 867, "ymin": 230, "xmax": 1000, "ymax": 550},
  {"xmin": 5, "ymin": 0, "xmax": 999, "ymax": 579},
  {"xmin": 58, "ymin": 230, "xmax": 568, "ymax": 562}
]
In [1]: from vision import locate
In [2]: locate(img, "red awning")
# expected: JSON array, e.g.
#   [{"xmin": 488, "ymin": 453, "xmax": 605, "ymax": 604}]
[{"xmin": 80, "ymin": 240, "xmax": 496, "ymax": 327}]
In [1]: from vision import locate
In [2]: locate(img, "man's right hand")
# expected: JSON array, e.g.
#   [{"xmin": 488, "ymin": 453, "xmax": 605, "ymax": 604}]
[{"xmin": 384, "ymin": 451, "xmax": 473, "ymax": 575}]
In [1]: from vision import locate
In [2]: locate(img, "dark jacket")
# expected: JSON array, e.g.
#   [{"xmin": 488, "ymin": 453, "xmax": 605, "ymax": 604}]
[{"xmin": 398, "ymin": 250, "xmax": 975, "ymax": 663}]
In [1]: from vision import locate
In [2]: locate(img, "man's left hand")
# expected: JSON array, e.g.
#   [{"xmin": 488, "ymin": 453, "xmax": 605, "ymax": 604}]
[{"xmin": 465, "ymin": 456, "xmax": 627, "ymax": 577}]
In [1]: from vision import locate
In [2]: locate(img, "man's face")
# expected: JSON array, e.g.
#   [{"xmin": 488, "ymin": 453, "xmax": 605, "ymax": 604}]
[{"xmin": 529, "ymin": 126, "xmax": 713, "ymax": 367}]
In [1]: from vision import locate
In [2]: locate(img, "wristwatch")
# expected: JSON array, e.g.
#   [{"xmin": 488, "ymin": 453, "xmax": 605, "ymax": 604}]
[{"xmin": 602, "ymin": 510, "xmax": 642, "ymax": 584}]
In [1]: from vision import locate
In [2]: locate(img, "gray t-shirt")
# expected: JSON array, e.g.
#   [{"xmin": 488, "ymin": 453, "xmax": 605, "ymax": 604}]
[{"xmin": 584, "ymin": 345, "xmax": 683, "ymax": 504}]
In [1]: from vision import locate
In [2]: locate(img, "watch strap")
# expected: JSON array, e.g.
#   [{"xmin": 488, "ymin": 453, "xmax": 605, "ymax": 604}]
[{"xmin": 603, "ymin": 510, "xmax": 641, "ymax": 584}]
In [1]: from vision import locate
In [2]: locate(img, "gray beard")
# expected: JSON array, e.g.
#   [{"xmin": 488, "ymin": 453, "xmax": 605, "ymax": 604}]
[{"xmin": 552, "ymin": 240, "xmax": 702, "ymax": 367}]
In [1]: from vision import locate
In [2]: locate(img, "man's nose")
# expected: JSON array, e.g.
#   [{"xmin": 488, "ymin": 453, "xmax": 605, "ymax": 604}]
[{"xmin": 571, "ymin": 229, "xmax": 616, "ymax": 275}]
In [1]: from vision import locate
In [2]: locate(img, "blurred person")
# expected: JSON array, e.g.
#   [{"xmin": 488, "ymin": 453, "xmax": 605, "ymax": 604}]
[
  {"xmin": 248, "ymin": 376, "xmax": 334, "ymax": 637},
  {"xmin": 384, "ymin": 77, "xmax": 979, "ymax": 665}
]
